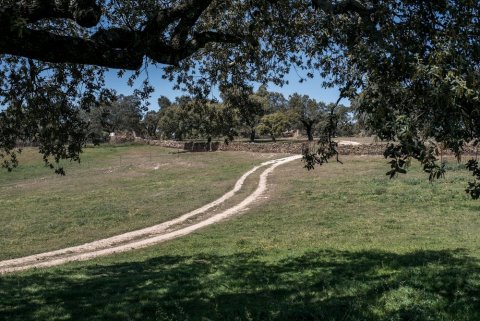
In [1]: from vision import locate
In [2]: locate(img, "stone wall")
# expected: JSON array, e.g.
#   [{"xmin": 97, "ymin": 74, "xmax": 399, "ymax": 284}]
[
  {"xmin": 109, "ymin": 132, "xmax": 136, "ymax": 144},
  {"xmin": 141, "ymin": 139, "xmax": 389, "ymax": 155},
  {"xmin": 145, "ymin": 139, "xmax": 184, "ymax": 149},
  {"xmin": 124, "ymin": 138, "xmax": 480, "ymax": 156}
]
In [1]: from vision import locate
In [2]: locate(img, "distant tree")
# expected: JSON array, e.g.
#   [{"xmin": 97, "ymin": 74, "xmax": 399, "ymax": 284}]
[
  {"xmin": 158, "ymin": 96, "xmax": 238, "ymax": 144},
  {"xmin": 216, "ymin": 104, "xmax": 239, "ymax": 142},
  {"xmin": 189, "ymin": 100, "xmax": 238, "ymax": 146},
  {"xmin": 79, "ymin": 106, "xmax": 110, "ymax": 144},
  {"xmin": 255, "ymin": 85, "xmax": 270, "ymax": 99},
  {"xmin": 102, "ymin": 95, "xmax": 144, "ymax": 134},
  {"xmin": 254, "ymin": 85, "xmax": 288, "ymax": 114},
  {"xmin": 257, "ymin": 112, "xmax": 290, "ymax": 142},
  {"xmin": 155, "ymin": 95, "xmax": 176, "ymax": 139},
  {"xmin": 316, "ymin": 104, "xmax": 356, "ymax": 137},
  {"xmin": 287, "ymin": 94, "xmax": 327, "ymax": 141},
  {"xmin": 157, "ymin": 96, "xmax": 172, "ymax": 111},
  {"xmin": 223, "ymin": 86, "xmax": 266, "ymax": 142},
  {"xmin": 79, "ymin": 95, "xmax": 145, "ymax": 143},
  {"xmin": 158, "ymin": 97, "xmax": 192, "ymax": 141},
  {"xmin": 266, "ymin": 92, "xmax": 289, "ymax": 113},
  {"xmin": 142, "ymin": 111, "xmax": 161, "ymax": 138},
  {"xmin": 334, "ymin": 105, "xmax": 356, "ymax": 137}
]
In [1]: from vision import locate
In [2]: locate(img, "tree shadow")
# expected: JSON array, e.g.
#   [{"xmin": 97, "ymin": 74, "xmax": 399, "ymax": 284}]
[{"xmin": 1, "ymin": 249, "xmax": 479, "ymax": 320}]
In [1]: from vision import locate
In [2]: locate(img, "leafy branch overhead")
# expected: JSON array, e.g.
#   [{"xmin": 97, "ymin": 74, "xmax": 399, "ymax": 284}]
[
  {"xmin": 2, "ymin": 0, "xmax": 480, "ymax": 198},
  {"xmin": 0, "ymin": 0, "xmax": 245, "ymax": 69}
]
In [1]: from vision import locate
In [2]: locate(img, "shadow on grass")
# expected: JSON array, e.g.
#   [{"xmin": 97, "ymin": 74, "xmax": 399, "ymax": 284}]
[{"xmin": 1, "ymin": 249, "xmax": 479, "ymax": 321}]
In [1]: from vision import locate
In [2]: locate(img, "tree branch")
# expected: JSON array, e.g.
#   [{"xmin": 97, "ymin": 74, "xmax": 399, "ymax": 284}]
[
  {"xmin": 0, "ymin": 28, "xmax": 144, "ymax": 69},
  {"xmin": 2, "ymin": 0, "xmax": 101, "ymax": 27},
  {"xmin": 0, "ymin": 0, "xmax": 244, "ymax": 70},
  {"xmin": 312, "ymin": 0, "xmax": 373, "ymax": 17}
]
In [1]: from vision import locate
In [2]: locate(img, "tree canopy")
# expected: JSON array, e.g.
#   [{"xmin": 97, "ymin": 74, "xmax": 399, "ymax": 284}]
[
  {"xmin": 257, "ymin": 112, "xmax": 290, "ymax": 142},
  {"xmin": 302, "ymin": 0, "xmax": 480, "ymax": 198},
  {"xmin": 2, "ymin": 0, "xmax": 480, "ymax": 196},
  {"xmin": 156, "ymin": 96, "xmax": 236, "ymax": 142},
  {"xmin": 287, "ymin": 93, "xmax": 327, "ymax": 141}
]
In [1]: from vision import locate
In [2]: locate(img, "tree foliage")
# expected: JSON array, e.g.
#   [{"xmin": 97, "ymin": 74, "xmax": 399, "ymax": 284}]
[
  {"xmin": 2, "ymin": 0, "xmax": 480, "ymax": 197},
  {"xmin": 308, "ymin": 0, "xmax": 480, "ymax": 199},
  {"xmin": 0, "ymin": 59, "xmax": 113, "ymax": 173},
  {"xmin": 157, "ymin": 96, "xmax": 236, "ymax": 142},
  {"xmin": 257, "ymin": 112, "xmax": 290, "ymax": 142},
  {"xmin": 142, "ymin": 111, "xmax": 161, "ymax": 138},
  {"xmin": 102, "ymin": 95, "xmax": 144, "ymax": 133},
  {"xmin": 222, "ymin": 86, "xmax": 267, "ymax": 143},
  {"xmin": 157, "ymin": 97, "xmax": 192, "ymax": 141},
  {"xmin": 316, "ymin": 103, "xmax": 354, "ymax": 137},
  {"xmin": 0, "ymin": 0, "xmax": 315, "ymax": 170},
  {"xmin": 287, "ymin": 93, "xmax": 327, "ymax": 141}
]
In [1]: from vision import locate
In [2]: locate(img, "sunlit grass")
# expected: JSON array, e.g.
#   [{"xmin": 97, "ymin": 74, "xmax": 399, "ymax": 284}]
[
  {"xmin": 1, "ymin": 154, "xmax": 479, "ymax": 320},
  {"xmin": 0, "ymin": 145, "xmax": 281, "ymax": 259}
]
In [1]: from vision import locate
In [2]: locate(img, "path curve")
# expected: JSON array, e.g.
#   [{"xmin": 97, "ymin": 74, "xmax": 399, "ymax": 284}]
[{"xmin": 0, "ymin": 155, "xmax": 301, "ymax": 274}]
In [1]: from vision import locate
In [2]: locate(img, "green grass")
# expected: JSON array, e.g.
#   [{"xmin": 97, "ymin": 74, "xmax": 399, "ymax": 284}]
[
  {"xmin": 1, "ymin": 155, "xmax": 480, "ymax": 320},
  {"xmin": 0, "ymin": 145, "xmax": 282, "ymax": 259}
]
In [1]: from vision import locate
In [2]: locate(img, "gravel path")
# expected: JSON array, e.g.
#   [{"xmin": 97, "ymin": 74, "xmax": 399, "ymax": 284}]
[{"xmin": 0, "ymin": 155, "xmax": 301, "ymax": 274}]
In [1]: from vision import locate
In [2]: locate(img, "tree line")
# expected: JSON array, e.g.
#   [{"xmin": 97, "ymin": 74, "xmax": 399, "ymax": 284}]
[{"xmin": 84, "ymin": 86, "xmax": 360, "ymax": 144}]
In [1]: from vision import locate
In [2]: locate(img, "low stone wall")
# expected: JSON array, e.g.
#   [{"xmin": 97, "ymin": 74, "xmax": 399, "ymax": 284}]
[
  {"xmin": 142, "ymin": 139, "xmax": 390, "ymax": 155},
  {"xmin": 145, "ymin": 139, "xmax": 185, "ymax": 149},
  {"xmin": 337, "ymin": 144, "xmax": 388, "ymax": 155},
  {"xmin": 128, "ymin": 138, "xmax": 480, "ymax": 156},
  {"xmin": 110, "ymin": 132, "xmax": 139, "ymax": 144},
  {"xmin": 218, "ymin": 142, "xmax": 304, "ymax": 154},
  {"xmin": 145, "ymin": 140, "xmax": 221, "ymax": 152}
]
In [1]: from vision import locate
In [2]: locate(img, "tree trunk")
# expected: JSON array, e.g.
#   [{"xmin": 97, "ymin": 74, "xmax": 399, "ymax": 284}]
[
  {"xmin": 250, "ymin": 129, "xmax": 256, "ymax": 142},
  {"xmin": 207, "ymin": 136, "xmax": 212, "ymax": 151},
  {"xmin": 152, "ymin": 124, "xmax": 158, "ymax": 138},
  {"xmin": 306, "ymin": 125, "xmax": 314, "ymax": 141},
  {"xmin": 0, "ymin": 0, "xmax": 240, "ymax": 70},
  {"xmin": 271, "ymin": 134, "xmax": 276, "ymax": 142}
]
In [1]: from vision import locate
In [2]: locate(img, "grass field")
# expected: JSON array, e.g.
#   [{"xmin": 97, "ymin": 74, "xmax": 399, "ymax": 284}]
[
  {"xmin": 1, "ymin": 148, "xmax": 480, "ymax": 321},
  {"xmin": 0, "ymin": 145, "xmax": 282, "ymax": 260}
]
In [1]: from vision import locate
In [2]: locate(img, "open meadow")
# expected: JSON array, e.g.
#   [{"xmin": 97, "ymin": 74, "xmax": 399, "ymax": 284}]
[
  {"xmin": 0, "ymin": 145, "xmax": 283, "ymax": 260},
  {"xmin": 1, "ymin": 145, "xmax": 480, "ymax": 321}
]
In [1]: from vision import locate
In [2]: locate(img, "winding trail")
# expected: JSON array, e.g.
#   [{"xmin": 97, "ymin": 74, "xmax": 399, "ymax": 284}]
[{"xmin": 0, "ymin": 155, "xmax": 301, "ymax": 274}]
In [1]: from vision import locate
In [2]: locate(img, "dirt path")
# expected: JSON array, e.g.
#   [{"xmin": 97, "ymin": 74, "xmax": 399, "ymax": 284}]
[{"xmin": 0, "ymin": 155, "xmax": 301, "ymax": 274}]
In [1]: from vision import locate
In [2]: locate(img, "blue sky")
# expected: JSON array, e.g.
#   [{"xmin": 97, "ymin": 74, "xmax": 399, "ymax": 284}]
[{"xmin": 104, "ymin": 65, "xmax": 347, "ymax": 111}]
